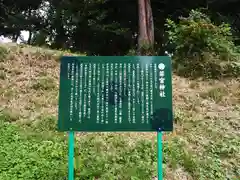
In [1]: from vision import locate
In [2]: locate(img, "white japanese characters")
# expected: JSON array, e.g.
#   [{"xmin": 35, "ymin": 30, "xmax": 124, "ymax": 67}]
[
  {"xmin": 127, "ymin": 63, "xmax": 131, "ymax": 124},
  {"xmin": 119, "ymin": 63, "xmax": 123, "ymax": 124},
  {"xmin": 67, "ymin": 61, "xmax": 167, "ymax": 125},
  {"xmin": 88, "ymin": 64, "xmax": 92, "ymax": 119},
  {"xmin": 132, "ymin": 64, "xmax": 136, "ymax": 123},
  {"xmin": 158, "ymin": 63, "xmax": 166, "ymax": 97},
  {"xmin": 96, "ymin": 64, "xmax": 100, "ymax": 123},
  {"xmin": 79, "ymin": 64, "xmax": 83, "ymax": 122},
  {"xmin": 101, "ymin": 64, "xmax": 105, "ymax": 124}
]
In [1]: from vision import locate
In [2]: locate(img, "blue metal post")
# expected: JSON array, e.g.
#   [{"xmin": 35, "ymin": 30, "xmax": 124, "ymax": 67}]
[
  {"xmin": 157, "ymin": 129, "xmax": 163, "ymax": 180},
  {"xmin": 68, "ymin": 131, "xmax": 74, "ymax": 180}
]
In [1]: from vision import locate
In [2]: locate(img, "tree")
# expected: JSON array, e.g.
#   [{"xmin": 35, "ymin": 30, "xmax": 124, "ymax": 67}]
[
  {"xmin": 0, "ymin": 0, "xmax": 43, "ymax": 42},
  {"xmin": 1, "ymin": 0, "xmax": 240, "ymax": 55},
  {"xmin": 138, "ymin": 0, "xmax": 154, "ymax": 55}
]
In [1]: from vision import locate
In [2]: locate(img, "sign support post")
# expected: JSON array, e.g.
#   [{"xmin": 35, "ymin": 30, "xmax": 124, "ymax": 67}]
[
  {"xmin": 68, "ymin": 131, "xmax": 74, "ymax": 180},
  {"xmin": 157, "ymin": 128, "xmax": 163, "ymax": 180}
]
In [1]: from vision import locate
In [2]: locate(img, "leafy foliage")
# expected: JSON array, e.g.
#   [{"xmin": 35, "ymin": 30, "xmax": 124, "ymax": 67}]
[
  {"xmin": 166, "ymin": 10, "xmax": 237, "ymax": 58},
  {"xmin": 166, "ymin": 10, "xmax": 240, "ymax": 79},
  {"xmin": 0, "ymin": 118, "xmax": 158, "ymax": 180},
  {"xmin": 0, "ymin": 0, "xmax": 44, "ymax": 42},
  {"xmin": 0, "ymin": 120, "xmax": 68, "ymax": 180},
  {"xmin": 0, "ymin": 46, "xmax": 8, "ymax": 62},
  {"xmin": 1, "ymin": 0, "xmax": 240, "ymax": 56},
  {"xmin": 1, "ymin": 108, "xmax": 238, "ymax": 179}
]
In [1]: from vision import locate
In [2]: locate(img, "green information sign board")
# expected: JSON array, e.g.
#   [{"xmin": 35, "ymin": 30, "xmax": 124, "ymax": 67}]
[{"xmin": 58, "ymin": 56, "xmax": 173, "ymax": 132}]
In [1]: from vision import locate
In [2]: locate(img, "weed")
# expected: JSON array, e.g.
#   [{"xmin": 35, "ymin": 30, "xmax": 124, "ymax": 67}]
[
  {"xmin": 2, "ymin": 88, "xmax": 15, "ymax": 98},
  {"xmin": 0, "ymin": 120, "xmax": 68, "ymax": 180},
  {"xmin": 189, "ymin": 81, "xmax": 199, "ymax": 89},
  {"xmin": 0, "ymin": 108, "xmax": 20, "ymax": 122},
  {"xmin": 0, "ymin": 46, "xmax": 8, "ymax": 62},
  {"xmin": 32, "ymin": 115, "xmax": 57, "ymax": 132},
  {"xmin": 0, "ymin": 70, "xmax": 6, "ymax": 80},
  {"xmin": 200, "ymin": 86, "xmax": 228, "ymax": 102},
  {"xmin": 10, "ymin": 68, "xmax": 22, "ymax": 75},
  {"xmin": 31, "ymin": 77, "xmax": 56, "ymax": 91},
  {"xmin": 174, "ymin": 109, "xmax": 185, "ymax": 124},
  {"xmin": 206, "ymin": 139, "xmax": 239, "ymax": 158}
]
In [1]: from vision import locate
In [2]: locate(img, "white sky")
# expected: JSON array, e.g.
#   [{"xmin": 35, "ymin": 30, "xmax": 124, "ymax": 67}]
[{"xmin": 0, "ymin": 30, "xmax": 30, "ymax": 44}]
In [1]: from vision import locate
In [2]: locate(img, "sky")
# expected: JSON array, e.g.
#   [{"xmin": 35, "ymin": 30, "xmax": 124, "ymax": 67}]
[{"xmin": 0, "ymin": 31, "xmax": 30, "ymax": 44}]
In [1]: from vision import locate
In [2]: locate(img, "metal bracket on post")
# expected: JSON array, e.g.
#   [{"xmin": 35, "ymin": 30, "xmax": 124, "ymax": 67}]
[{"xmin": 157, "ymin": 128, "xmax": 163, "ymax": 180}]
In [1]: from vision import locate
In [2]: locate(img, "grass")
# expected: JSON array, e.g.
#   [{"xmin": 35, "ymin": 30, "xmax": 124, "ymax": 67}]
[
  {"xmin": 0, "ymin": 108, "xmax": 21, "ymax": 122},
  {"xmin": 0, "ymin": 70, "xmax": 6, "ymax": 80},
  {"xmin": 31, "ymin": 77, "xmax": 56, "ymax": 91},
  {"xmin": 0, "ymin": 118, "xmax": 158, "ymax": 180},
  {"xmin": 1, "ymin": 115, "xmax": 230, "ymax": 180},
  {"xmin": 0, "ymin": 120, "xmax": 68, "ymax": 180},
  {"xmin": 200, "ymin": 86, "xmax": 228, "ymax": 103},
  {"xmin": 0, "ymin": 43, "xmax": 239, "ymax": 179}
]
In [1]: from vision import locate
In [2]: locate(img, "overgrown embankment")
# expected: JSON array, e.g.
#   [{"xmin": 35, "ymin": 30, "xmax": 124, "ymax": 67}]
[{"xmin": 0, "ymin": 43, "xmax": 239, "ymax": 180}]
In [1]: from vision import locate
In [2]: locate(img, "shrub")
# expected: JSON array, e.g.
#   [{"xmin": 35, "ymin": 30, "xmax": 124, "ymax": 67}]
[
  {"xmin": 165, "ymin": 9, "xmax": 240, "ymax": 79},
  {"xmin": 0, "ymin": 46, "xmax": 8, "ymax": 62},
  {"xmin": 31, "ymin": 77, "xmax": 56, "ymax": 91},
  {"xmin": 126, "ymin": 46, "xmax": 158, "ymax": 56}
]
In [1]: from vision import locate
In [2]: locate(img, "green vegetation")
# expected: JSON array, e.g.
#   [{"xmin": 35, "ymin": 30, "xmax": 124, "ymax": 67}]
[
  {"xmin": 166, "ymin": 10, "xmax": 240, "ymax": 79},
  {"xmin": 0, "ymin": 116, "xmax": 158, "ymax": 180},
  {"xmin": 31, "ymin": 77, "xmax": 56, "ymax": 91},
  {"xmin": 0, "ymin": 43, "xmax": 239, "ymax": 179},
  {"xmin": 1, "ymin": 114, "xmax": 239, "ymax": 180},
  {"xmin": 0, "ymin": 46, "xmax": 8, "ymax": 62},
  {"xmin": 1, "ymin": 0, "xmax": 240, "ymax": 56},
  {"xmin": 200, "ymin": 86, "xmax": 228, "ymax": 103},
  {"xmin": 0, "ymin": 1, "xmax": 240, "ymax": 179}
]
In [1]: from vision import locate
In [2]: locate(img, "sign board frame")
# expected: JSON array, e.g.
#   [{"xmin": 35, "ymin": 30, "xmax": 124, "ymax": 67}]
[{"xmin": 58, "ymin": 56, "xmax": 173, "ymax": 132}]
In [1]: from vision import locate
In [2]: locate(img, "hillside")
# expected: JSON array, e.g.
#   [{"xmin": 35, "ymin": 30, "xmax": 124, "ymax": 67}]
[{"xmin": 0, "ymin": 43, "xmax": 239, "ymax": 180}]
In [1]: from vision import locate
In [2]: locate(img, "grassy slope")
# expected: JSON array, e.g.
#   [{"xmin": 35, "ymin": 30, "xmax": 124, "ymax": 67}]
[{"xmin": 0, "ymin": 43, "xmax": 239, "ymax": 180}]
